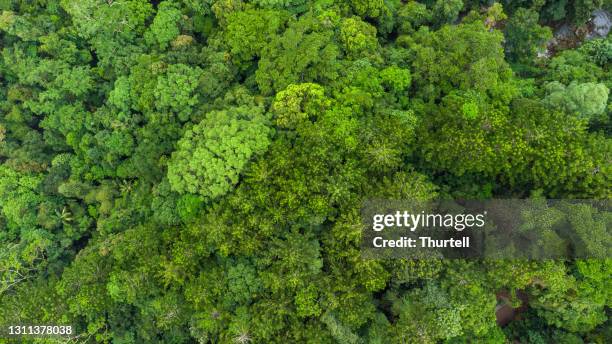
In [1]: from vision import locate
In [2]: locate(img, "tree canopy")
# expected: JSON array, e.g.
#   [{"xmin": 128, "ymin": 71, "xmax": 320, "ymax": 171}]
[{"xmin": 0, "ymin": 1, "xmax": 610, "ymax": 343}]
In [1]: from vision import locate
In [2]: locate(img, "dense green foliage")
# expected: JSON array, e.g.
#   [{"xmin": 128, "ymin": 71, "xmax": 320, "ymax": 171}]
[{"xmin": 0, "ymin": 0, "xmax": 610, "ymax": 343}]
